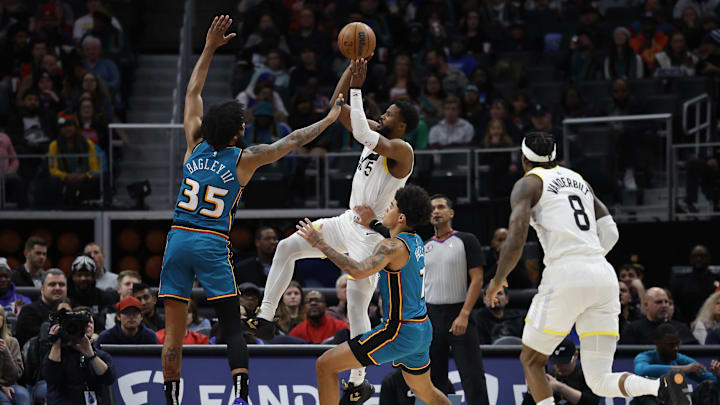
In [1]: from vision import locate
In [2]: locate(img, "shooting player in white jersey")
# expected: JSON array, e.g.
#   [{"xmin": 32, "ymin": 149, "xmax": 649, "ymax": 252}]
[
  {"xmin": 485, "ymin": 132, "xmax": 691, "ymax": 405},
  {"xmin": 245, "ymin": 58, "xmax": 419, "ymax": 404}
]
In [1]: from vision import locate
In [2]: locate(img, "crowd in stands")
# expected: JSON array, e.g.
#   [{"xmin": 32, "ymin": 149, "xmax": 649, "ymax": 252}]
[{"xmin": 0, "ymin": 0, "xmax": 135, "ymax": 209}]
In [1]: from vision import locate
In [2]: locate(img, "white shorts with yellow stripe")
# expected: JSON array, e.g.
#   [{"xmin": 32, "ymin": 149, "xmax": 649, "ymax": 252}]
[{"xmin": 522, "ymin": 254, "xmax": 620, "ymax": 355}]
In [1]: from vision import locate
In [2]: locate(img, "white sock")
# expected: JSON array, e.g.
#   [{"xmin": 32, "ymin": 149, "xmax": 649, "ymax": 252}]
[
  {"xmin": 257, "ymin": 234, "xmax": 316, "ymax": 321},
  {"xmin": 623, "ymin": 374, "xmax": 661, "ymax": 397},
  {"xmin": 346, "ymin": 276, "xmax": 375, "ymax": 385},
  {"xmin": 536, "ymin": 397, "xmax": 555, "ymax": 405}
]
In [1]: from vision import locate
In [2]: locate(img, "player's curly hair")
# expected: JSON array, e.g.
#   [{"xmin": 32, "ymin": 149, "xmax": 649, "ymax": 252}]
[
  {"xmin": 392, "ymin": 99, "xmax": 420, "ymax": 134},
  {"xmin": 201, "ymin": 100, "xmax": 246, "ymax": 150},
  {"xmin": 523, "ymin": 131, "xmax": 556, "ymax": 164},
  {"xmin": 395, "ymin": 185, "xmax": 432, "ymax": 229}
]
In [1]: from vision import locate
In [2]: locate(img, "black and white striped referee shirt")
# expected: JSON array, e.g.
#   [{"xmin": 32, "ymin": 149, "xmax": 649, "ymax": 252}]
[{"xmin": 424, "ymin": 231, "xmax": 486, "ymax": 305}]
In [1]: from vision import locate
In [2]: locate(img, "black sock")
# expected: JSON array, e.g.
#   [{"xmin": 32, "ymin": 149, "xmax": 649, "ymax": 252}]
[
  {"xmin": 233, "ymin": 373, "xmax": 249, "ymax": 401},
  {"xmin": 164, "ymin": 380, "xmax": 180, "ymax": 405}
]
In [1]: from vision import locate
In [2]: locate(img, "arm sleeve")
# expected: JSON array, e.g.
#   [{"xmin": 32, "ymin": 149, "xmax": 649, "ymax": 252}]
[
  {"xmin": 634, "ymin": 352, "xmax": 670, "ymax": 378},
  {"xmin": 370, "ymin": 220, "xmax": 390, "ymax": 238},
  {"xmin": 48, "ymin": 141, "xmax": 68, "ymax": 180},
  {"xmin": 596, "ymin": 215, "xmax": 618, "ymax": 255},
  {"xmin": 455, "ymin": 232, "xmax": 486, "ymax": 270},
  {"xmin": 349, "ymin": 89, "xmax": 379, "ymax": 150}
]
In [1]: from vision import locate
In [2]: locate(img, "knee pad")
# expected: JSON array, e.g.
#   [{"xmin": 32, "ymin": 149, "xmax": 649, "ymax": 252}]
[{"xmin": 580, "ymin": 335, "xmax": 622, "ymax": 397}]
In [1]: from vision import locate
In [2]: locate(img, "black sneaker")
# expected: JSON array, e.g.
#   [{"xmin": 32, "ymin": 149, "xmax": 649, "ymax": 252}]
[
  {"xmin": 658, "ymin": 371, "xmax": 691, "ymax": 405},
  {"xmin": 242, "ymin": 316, "xmax": 276, "ymax": 341},
  {"xmin": 339, "ymin": 379, "xmax": 374, "ymax": 405}
]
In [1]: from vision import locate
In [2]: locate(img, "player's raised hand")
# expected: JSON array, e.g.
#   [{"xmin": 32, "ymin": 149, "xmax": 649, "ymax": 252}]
[
  {"xmin": 296, "ymin": 218, "xmax": 323, "ymax": 247},
  {"xmin": 353, "ymin": 205, "xmax": 377, "ymax": 228},
  {"xmin": 205, "ymin": 15, "xmax": 236, "ymax": 50},
  {"xmin": 484, "ymin": 277, "xmax": 508, "ymax": 308},
  {"xmin": 327, "ymin": 94, "xmax": 344, "ymax": 121},
  {"xmin": 349, "ymin": 58, "xmax": 368, "ymax": 87}
]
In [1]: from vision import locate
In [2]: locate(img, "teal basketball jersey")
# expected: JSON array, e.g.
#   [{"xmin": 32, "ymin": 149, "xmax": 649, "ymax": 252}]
[
  {"xmin": 379, "ymin": 232, "xmax": 427, "ymax": 321},
  {"xmin": 173, "ymin": 141, "xmax": 244, "ymax": 235}
]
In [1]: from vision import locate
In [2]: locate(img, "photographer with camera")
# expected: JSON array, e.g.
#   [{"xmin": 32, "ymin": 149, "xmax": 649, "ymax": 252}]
[{"xmin": 42, "ymin": 305, "xmax": 114, "ymax": 405}]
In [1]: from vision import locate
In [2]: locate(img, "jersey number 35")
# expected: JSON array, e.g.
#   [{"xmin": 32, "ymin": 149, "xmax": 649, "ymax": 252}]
[{"xmin": 177, "ymin": 178, "xmax": 229, "ymax": 218}]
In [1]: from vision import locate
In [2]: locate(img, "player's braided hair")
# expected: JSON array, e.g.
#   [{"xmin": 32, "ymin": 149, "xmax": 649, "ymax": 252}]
[
  {"xmin": 524, "ymin": 131, "xmax": 556, "ymax": 163},
  {"xmin": 201, "ymin": 100, "xmax": 246, "ymax": 150},
  {"xmin": 395, "ymin": 185, "xmax": 432, "ymax": 229},
  {"xmin": 393, "ymin": 99, "xmax": 420, "ymax": 134}
]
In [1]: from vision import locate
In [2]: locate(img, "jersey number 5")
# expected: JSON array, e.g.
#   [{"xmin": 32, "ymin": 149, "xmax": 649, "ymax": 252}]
[
  {"xmin": 568, "ymin": 195, "xmax": 590, "ymax": 231},
  {"xmin": 177, "ymin": 178, "xmax": 228, "ymax": 218}
]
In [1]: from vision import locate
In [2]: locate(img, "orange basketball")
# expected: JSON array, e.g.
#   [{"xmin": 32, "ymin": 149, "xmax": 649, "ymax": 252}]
[
  {"xmin": 117, "ymin": 255, "xmax": 141, "ymax": 272},
  {"xmin": 145, "ymin": 230, "xmax": 167, "ymax": 254},
  {"xmin": 57, "ymin": 232, "xmax": 80, "ymax": 255},
  {"xmin": 230, "ymin": 226, "xmax": 253, "ymax": 251},
  {"xmin": 57, "ymin": 256, "xmax": 75, "ymax": 276},
  {"xmin": 0, "ymin": 230, "xmax": 22, "ymax": 254},
  {"xmin": 43, "ymin": 258, "xmax": 52, "ymax": 270},
  {"xmin": 118, "ymin": 229, "xmax": 141, "ymax": 252},
  {"xmin": 145, "ymin": 255, "xmax": 162, "ymax": 280},
  {"xmin": 338, "ymin": 22, "xmax": 376, "ymax": 59},
  {"xmin": 6, "ymin": 257, "xmax": 21, "ymax": 269},
  {"xmin": 31, "ymin": 229, "xmax": 53, "ymax": 248}
]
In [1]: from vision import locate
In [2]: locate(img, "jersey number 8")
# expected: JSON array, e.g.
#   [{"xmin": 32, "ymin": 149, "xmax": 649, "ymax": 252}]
[
  {"xmin": 568, "ymin": 195, "xmax": 590, "ymax": 231},
  {"xmin": 177, "ymin": 178, "xmax": 228, "ymax": 218}
]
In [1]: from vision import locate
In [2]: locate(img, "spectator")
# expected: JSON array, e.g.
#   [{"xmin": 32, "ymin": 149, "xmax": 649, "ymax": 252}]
[
  {"xmin": 529, "ymin": 104, "xmax": 564, "ymax": 160},
  {"xmin": 469, "ymin": 67, "xmax": 495, "ymax": 108},
  {"xmin": 132, "ymin": 283, "xmax": 164, "ymax": 332},
  {"xmin": 18, "ymin": 39, "xmax": 48, "ymax": 82},
  {"xmin": 462, "ymin": 85, "xmax": 487, "ymax": 132},
  {"xmin": 483, "ymin": 0, "xmax": 523, "ymax": 29},
  {"xmin": 671, "ymin": 245, "xmax": 719, "ymax": 323},
  {"xmin": 97, "ymin": 297, "xmax": 157, "ymax": 345},
  {"xmin": 185, "ymin": 299, "xmax": 211, "ymax": 336},
  {"xmin": 326, "ymin": 275, "xmax": 348, "ymax": 322},
  {"xmin": 677, "ymin": 7, "xmax": 704, "ymax": 50},
  {"xmin": 243, "ymin": 102, "xmax": 292, "ymax": 146},
  {"xmin": 115, "ymin": 270, "xmax": 140, "ymax": 300},
  {"xmin": 474, "ymin": 287, "xmax": 525, "ymax": 344},
  {"xmin": 521, "ymin": 338, "xmax": 600, "ymax": 405},
  {"xmin": 673, "ymin": 0, "xmax": 720, "ymax": 19},
  {"xmin": 238, "ymin": 283, "xmax": 261, "ymax": 315},
  {"xmin": 692, "ymin": 291, "xmax": 720, "ymax": 344},
  {"xmin": 424, "ymin": 48, "xmax": 468, "ymax": 97},
  {"xmin": 419, "ymin": 74, "xmax": 446, "ymax": 127},
  {"xmin": 620, "ymin": 287, "xmax": 699, "ymax": 344},
  {"xmin": 484, "ymin": 227, "xmax": 533, "ymax": 288},
  {"xmin": 458, "ymin": 10, "xmax": 488, "ymax": 54},
  {"xmin": 653, "ymin": 32, "xmax": 699, "ymax": 77},
  {"xmin": 605, "ymin": 27, "xmax": 645, "ymax": 80},
  {"xmin": 377, "ymin": 54, "xmax": 420, "ymax": 103},
  {"xmin": 15, "ymin": 269, "xmax": 67, "ymax": 349},
  {"xmin": 447, "ymin": 37, "xmax": 479, "ymax": 77},
  {"xmin": 287, "ymin": 8, "xmax": 330, "ymax": 57},
  {"xmin": 33, "ymin": 3, "xmax": 75, "ymax": 51},
  {"xmin": 77, "ymin": 97, "xmax": 110, "ymax": 155},
  {"xmin": 11, "ymin": 237, "xmax": 47, "ymax": 288},
  {"xmin": 556, "ymin": 86, "xmax": 593, "ymax": 124},
  {"xmin": 428, "ymin": 96, "xmax": 475, "ymax": 148},
  {"xmin": 47, "ymin": 113, "xmax": 101, "ymax": 205},
  {"xmin": 67, "ymin": 255, "xmax": 115, "ymax": 331},
  {"xmin": 246, "ymin": 49, "xmax": 290, "ymax": 97},
  {"xmin": 73, "ymin": 72, "xmax": 114, "ymax": 123},
  {"xmin": 618, "ymin": 263, "xmax": 646, "ymax": 315},
  {"xmin": 0, "ymin": 132, "xmax": 22, "ymax": 206},
  {"xmin": 0, "ymin": 306, "xmax": 30, "ymax": 405},
  {"xmin": 7, "ymin": 90, "xmax": 54, "ymax": 183},
  {"xmin": 289, "ymin": 291, "xmax": 348, "ymax": 343},
  {"xmin": 620, "ymin": 280, "xmax": 643, "ymax": 335},
  {"xmin": 509, "ymin": 92, "xmax": 531, "ymax": 134},
  {"xmin": 0, "ymin": 260, "xmax": 30, "ymax": 317},
  {"xmin": 81, "ymin": 36, "xmax": 120, "ymax": 92},
  {"xmin": 682, "ymin": 147, "xmax": 720, "ymax": 213},
  {"xmin": 379, "ymin": 369, "xmax": 414, "ymax": 405},
  {"xmin": 288, "ymin": 47, "xmax": 333, "ymax": 96},
  {"xmin": 156, "ymin": 326, "xmax": 208, "ymax": 345},
  {"xmin": 234, "ymin": 226, "xmax": 279, "ymax": 287},
  {"xmin": 567, "ymin": 30, "xmax": 604, "ymax": 81},
  {"xmin": 83, "ymin": 243, "xmax": 115, "ymax": 291},
  {"xmin": 630, "ymin": 12, "xmax": 669, "ymax": 69},
  {"xmin": 73, "ymin": 0, "xmax": 123, "ymax": 43},
  {"xmin": 480, "ymin": 119, "xmax": 520, "ymax": 198},
  {"xmin": 696, "ymin": 30, "xmax": 720, "ymax": 77},
  {"xmin": 633, "ymin": 324, "xmax": 716, "ymax": 405},
  {"xmin": 276, "ymin": 281, "xmax": 305, "ymax": 335},
  {"xmin": 43, "ymin": 309, "xmax": 114, "ymax": 405},
  {"xmin": 498, "ymin": 22, "xmax": 536, "ymax": 52}
]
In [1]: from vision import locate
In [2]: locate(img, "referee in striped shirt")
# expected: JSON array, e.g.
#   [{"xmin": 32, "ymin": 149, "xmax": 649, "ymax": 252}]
[{"xmin": 424, "ymin": 195, "xmax": 489, "ymax": 405}]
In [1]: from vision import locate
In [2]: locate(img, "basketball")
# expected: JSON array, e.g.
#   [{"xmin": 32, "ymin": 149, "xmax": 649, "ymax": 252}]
[{"xmin": 338, "ymin": 22, "xmax": 376, "ymax": 59}]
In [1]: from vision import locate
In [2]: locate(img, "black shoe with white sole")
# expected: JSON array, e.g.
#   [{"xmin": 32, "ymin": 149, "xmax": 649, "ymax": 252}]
[{"xmin": 657, "ymin": 371, "xmax": 691, "ymax": 405}]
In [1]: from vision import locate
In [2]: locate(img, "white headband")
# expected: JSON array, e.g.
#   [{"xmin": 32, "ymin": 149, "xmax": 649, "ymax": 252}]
[{"xmin": 522, "ymin": 138, "xmax": 556, "ymax": 162}]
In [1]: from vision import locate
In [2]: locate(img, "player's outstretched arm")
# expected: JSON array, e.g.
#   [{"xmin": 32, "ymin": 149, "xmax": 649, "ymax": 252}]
[
  {"xmin": 347, "ymin": 60, "xmax": 412, "ymax": 164},
  {"xmin": 239, "ymin": 96, "xmax": 343, "ymax": 172},
  {"xmin": 331, "ymin": 56, "xmax": 379, "ymax": 133},
  {"xmin": 486, "ymin": 175, "xmax": 542, "ymax": 306},
  {"xmin": 296, "ymin": 219, "xmax": 402, "ymax": 279},
  {"xmin": 184, "ymin": 15, "xmax": 236, "ymax": 156}
]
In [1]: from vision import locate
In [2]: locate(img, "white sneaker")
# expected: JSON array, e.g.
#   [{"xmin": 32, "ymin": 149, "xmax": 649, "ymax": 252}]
[{"xmin": 624, "ymin": 169, "xmax": 638, "ymax": 191}]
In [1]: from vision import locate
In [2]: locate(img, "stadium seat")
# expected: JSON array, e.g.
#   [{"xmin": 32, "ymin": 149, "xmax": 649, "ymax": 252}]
[
  {"xmin": 529, "ymin": 81, "xmax": 565, "ymax": 106},
  {"xmin": 628, "ymin": 79, "xmax": 665, "ymax": 99},
  {"xmin": 578, "ymin": 81, "xmax": 610, "ymax": 104},
  {"xmin": 577, "ymin": 126, "xmax": 613, "ymax": 156},
  {"xmin": 526, "ymin": 66, "xmax": 556, "ymax": 82},
  {"xmin": 604, "ymin": 7, "xmax": 639, "ymax": 26},
  {"xmin": 672, "ymin": 76, "xmax": 711, "ymax": 101},
  {"xmin": 645, "ymin": 94, "xmax": 678, "ymax": 115},
  {"xmin": 493, "ymin": 83, "xmax": 517, "ymax": 101}
]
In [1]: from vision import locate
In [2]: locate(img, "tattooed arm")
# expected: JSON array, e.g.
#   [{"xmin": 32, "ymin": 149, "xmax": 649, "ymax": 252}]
[
  {"xmin": 296, "ymin": 218, "xmax": 405, "ymax": 279},
  {"xmin": 485, "ymin": 174, "xmax": 542, "ymax": 306},
  {"xmin": 238, "ymin": 96, "xmax": 343, "ymax": 180}
]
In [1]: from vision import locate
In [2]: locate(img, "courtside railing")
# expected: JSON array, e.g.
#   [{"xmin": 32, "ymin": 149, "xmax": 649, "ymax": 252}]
[{"xmin": 669, "ymin": 142, "xmax": 720, "ymax": 220}]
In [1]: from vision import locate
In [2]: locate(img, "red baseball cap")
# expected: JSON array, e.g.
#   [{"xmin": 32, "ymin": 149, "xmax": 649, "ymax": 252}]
[
  {"xmin": 41, "ymin": 4, "xmax": 57, "ymax": 18},
  {"xmin": 116, "ymin": 296, "xmax": 142, "ymax": 313}
]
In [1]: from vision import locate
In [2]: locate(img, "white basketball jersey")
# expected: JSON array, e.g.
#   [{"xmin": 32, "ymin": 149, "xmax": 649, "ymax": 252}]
[
  {"xmin": 349, "ymin": 144, "xmax": 414, "ymax": 219},
  {"xmin": 526, "ymin": 166, "xmax": 604, "ymax": 266}
]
